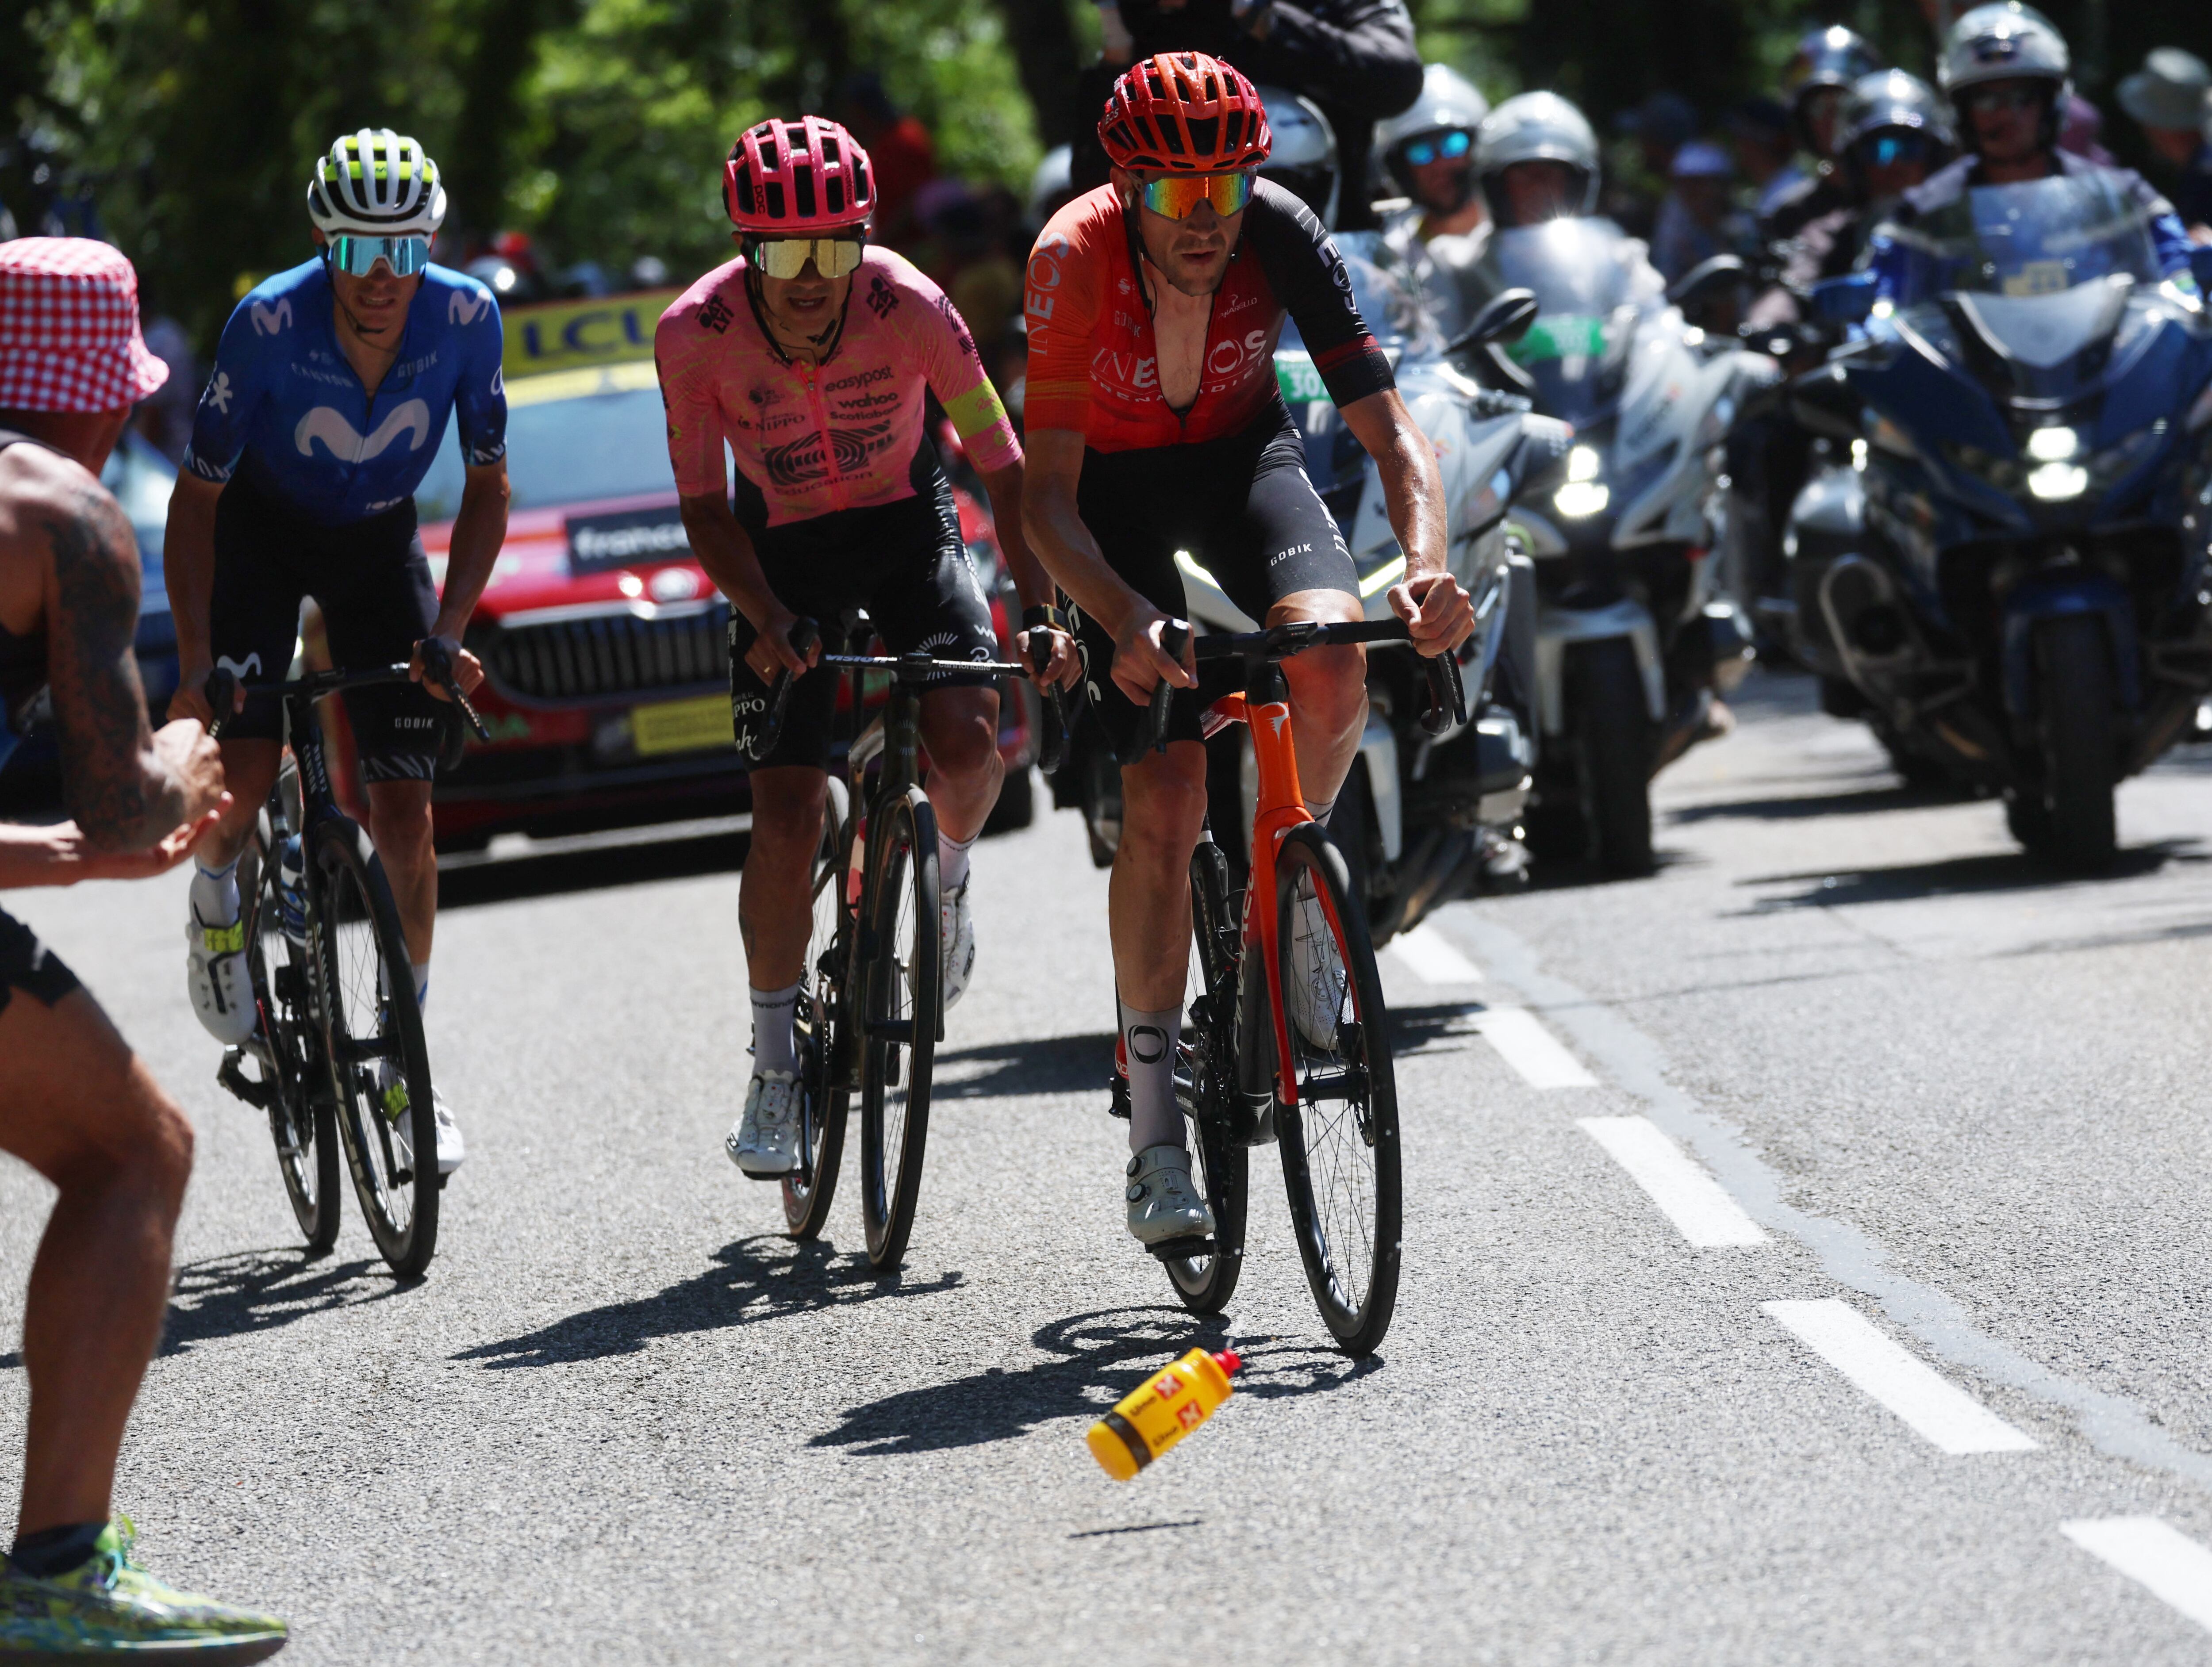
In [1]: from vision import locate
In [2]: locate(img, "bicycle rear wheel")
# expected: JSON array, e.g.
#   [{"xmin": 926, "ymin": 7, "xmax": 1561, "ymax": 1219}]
[
  {"xmin": 784, "ymin": 775, "xmax": 853, "ymax": 1238},
  {"xmin": 858, "ymin": 786, "xmax": 940, "ymax": 1270},
  {"xmin": 1165, "ymin": 839, "xmax": 1248, "ymax": 1314},
  {"xmin": 315, "ymin": 819, "xmax": 439, "ymax": 1278},
  {"xmin": 1273, "ymin": 821, "xmax": 1402, "ymax": 1355},
  {"xmin": 238, "ymin": 815, "xmax": 339, "ymax": 1254}
]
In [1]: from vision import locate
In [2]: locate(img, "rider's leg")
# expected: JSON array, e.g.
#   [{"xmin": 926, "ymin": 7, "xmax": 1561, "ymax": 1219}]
[
  {"xmin": 1268, "ymin": 586, "xmax": 1369, "ymax": 821},
  {"xmin": 0, "ymin": 978, "xmax": 192, "ymax": 1538},
  {"xmin": 916, "ymin": 684, "xmax": 1002, "ymax": 883},
  {"xmin": 740, "ymin": 765, "xmax": 828, "ymax": 990},
  {"xmin": 364, "ymin": 778, "xmax": 436, "ymax": 970},
  {"xmin": 1112, "ymin": 740, "xmax": 1208, "ymax": 1153},
  {"xmin": 192, "ymin": 741, "xmax": 282, "ymax": 874}
]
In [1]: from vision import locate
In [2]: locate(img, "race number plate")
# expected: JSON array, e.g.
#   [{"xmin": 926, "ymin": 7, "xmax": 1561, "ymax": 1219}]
[{"xmin": 631, "ymin": 693, "xmax": 733, "ymax": 757}]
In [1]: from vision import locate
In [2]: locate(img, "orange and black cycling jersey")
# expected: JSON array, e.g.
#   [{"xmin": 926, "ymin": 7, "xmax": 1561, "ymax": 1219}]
[{"xmin": 1022, "ymin": 180, "xmax": 1394, "ymax": 450}]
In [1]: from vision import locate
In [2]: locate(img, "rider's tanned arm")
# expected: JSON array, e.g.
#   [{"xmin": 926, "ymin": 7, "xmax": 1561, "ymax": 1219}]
[{"xmin": 38, "ymin": 475, "xmax": 195, "ymax": 849}]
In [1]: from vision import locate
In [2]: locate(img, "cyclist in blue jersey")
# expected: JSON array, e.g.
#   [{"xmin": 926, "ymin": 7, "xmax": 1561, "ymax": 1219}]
[{"xmin": 163, "ymin": 129, "xmax": 511, "ymax": 1176}]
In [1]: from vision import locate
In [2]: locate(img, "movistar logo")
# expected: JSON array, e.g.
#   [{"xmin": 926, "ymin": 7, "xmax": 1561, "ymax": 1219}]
[
  {"xmin": 449, "ymin": 287, "xmax": 492, "ymax": 326},
  {"xmin": 250, "ymin": 298, "xmax": 293, "ymax": 337},
  {"xmin": 294, "ymin": 399, "xmax": 432, "ymax": 462}
]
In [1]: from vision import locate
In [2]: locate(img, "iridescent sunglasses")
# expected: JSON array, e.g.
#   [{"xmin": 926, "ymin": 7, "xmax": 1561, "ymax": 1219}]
[
  {"xmin": 1136, "ymin": 170, "xmax": 1256, "ymax": 220},
  {"xmin": 326, "ymin": 234, "xmax": 431, "ymax": 278},
  {"xmin": 1861, "ymin": 131, "xmax": 1930, "ymax": 167},
  {"xmin": 745, "ymin": 236, "xmax": 867, "ymax": 280},
  {"xmin": 1401, "ymin": 129, "xmax": 1474, "ymax": 168}
]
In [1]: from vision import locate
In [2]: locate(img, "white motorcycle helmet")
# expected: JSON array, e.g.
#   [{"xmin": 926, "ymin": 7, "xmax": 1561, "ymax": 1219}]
[
  {"xmin": 1255, "ymin": 85, "xmax": 1339, "ymax": 229},
  {"xmin": 307, "ymin": 128, "xmax": 447, "ymax": 238},
  {"xmin": 1939, "ymin": 2, "xmax": 2072, "ymax": 149},
  {"xmin": 1376, "ymin": 63, "xmax": 1490, "ymax": 200},
  {"xmin": 1029, "ymin": 143, "xmax": 1075, "ymax": 228},
  {"xmin": 1475, "ymin": 92, "xmax": 1601, "ymax": 226}
]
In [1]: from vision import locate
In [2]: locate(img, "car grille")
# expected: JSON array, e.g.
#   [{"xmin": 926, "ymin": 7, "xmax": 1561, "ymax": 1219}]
[{"xmin": 474, "ymin": 603, "xmax": 729, "ymax": 703}]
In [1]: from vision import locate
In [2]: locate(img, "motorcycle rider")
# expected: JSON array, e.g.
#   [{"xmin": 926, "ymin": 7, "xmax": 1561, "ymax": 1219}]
[
  {"xmin": 1256, "ymin": 84, "xmax": 1342, "ymax": 227},
  {"xmin": 1375, "ymin": 64, "xmax": 1490, "ymax": 242},
  {"xmin": 1762, "ymin": 25, "xmax": 1884, "ymax": 244},
  {"xmin": 1470, "ymin": 92, "xmax": 1664, "ymax": 302},
  {"xmin": 1868, "ymin": 3, "xmax": 2195, "ymax": 309}
]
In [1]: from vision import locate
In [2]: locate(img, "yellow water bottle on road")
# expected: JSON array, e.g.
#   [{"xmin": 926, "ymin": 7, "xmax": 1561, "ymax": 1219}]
[{"xmin": 1087, "ymin": 1348, "xmax": 1242, "ymax": 1480}]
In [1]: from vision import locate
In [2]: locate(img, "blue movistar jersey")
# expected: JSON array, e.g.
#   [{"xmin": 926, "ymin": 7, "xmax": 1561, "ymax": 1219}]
[{"xmin": 183, "ymin": 258, "xmax": 507, "ymax": 526}]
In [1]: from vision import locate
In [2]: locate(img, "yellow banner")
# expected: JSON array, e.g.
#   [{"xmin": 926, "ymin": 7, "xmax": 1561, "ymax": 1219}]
[{"xmin": 503, "ymin": 288, "xmax": 684, "ymax": 379}]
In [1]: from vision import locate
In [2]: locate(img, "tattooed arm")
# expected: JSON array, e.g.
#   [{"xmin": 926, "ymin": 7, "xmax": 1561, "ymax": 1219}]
[{"xmin": 32, "ymin": 463, "xmax": 223, "ymax": 851}]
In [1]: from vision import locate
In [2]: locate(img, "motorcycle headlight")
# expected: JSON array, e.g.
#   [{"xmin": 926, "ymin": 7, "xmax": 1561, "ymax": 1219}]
[{"xmin": 1553, "ymin": 445, "xmax": 1609, "ymax": 517}]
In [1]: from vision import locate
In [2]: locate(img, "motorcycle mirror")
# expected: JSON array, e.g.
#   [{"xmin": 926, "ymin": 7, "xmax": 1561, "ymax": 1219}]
[
  {"xmin": 1445, "ymin": 288, "xmax": 1541, "ymax": 357},
  {"xmin": 1809, "ymin": 273, "xmax": 1878, "ymax": 326},
  {"xmin": 1663, "ymin": 254, "xmax": 1747, "ymax": 313},
  {"xmin": 1789, "ymin": 362, "xmax": 1862, "ymax": 442}
]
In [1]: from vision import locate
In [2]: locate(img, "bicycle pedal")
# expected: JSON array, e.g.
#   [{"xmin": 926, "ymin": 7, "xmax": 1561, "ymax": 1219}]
[
  {"xmin": 215, "ymin": 1046, "xmax": 272, "ymax": 1110},
  {"xmin": 1106, "ymin": 1074, "xmax": 1131, "ymax": 1119},
  {"xmin": 741, "ymin": 1169, "xmax": 792, "ymax": 1184},
  {"xmin": 1144, "ymin": 1234, "xmax": 1216, "ymax": 1261}
]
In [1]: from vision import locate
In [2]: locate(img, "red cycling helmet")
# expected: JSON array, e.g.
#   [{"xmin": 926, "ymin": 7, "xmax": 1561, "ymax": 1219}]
[
  {"xmin": 1098, "ymin": 52, "xmax": 1272, "ymax": 173},
  {"xmin": 724, "ymin": 115, "xmax": 876, "ymax": 233}
]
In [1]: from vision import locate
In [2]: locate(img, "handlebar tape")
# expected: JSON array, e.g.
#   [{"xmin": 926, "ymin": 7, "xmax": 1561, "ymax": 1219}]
[
  {"xmin": 1138, "ymin": 620, "xmax": 1191, "ymax": 761},
  {"xmin": 1026, "ymin": 626, "xmax": 1069, "ymax": 776},
  {"xmin": 745, "ymin": 617, "xmax": 820, "ymax": 764},
  {"xmin": 1419, "ymin": 649, "xmax": 1469, "ymax": 737}
]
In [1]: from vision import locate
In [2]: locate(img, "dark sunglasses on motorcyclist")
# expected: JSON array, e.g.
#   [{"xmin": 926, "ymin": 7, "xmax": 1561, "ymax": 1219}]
[
  {"xmin": 325, "ymin": 234, "xmax": 431, "ymax": 278},
  {"xmin": 745, "ymin": 235, "xmax": 867, "ymax": 280},
  {"xmin": 1860, "ymin": 131, "xmax": 1929, "ymax": 167},
  {"xmin": 1966, "ymin": 84, "xmax": 2045, "ymax": 115},
  {"xmin": 1135, "ymin": 170, "xmax": 1256, "ymax": 219},
  {"xmin": 1401, "ymin": 129, "xmax": 1474, "ymax": 168}
]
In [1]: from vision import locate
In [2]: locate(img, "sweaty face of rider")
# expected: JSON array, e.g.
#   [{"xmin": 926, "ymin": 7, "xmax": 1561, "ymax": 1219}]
[
  {"xmin": 757, "ymin": 258, "xmax": 856, "ymax": 336},
  {"xmin": 1500, "ymin": 160, "xmax": 1578, "ymax": 225},
  {"xmin": 1968, "ymin": 79, "xmax": 2048, "ymax": 165},
  {"xmin": 315, "ymin": 232, "xmax": 423, "ymax": 339},
  {"xmin": 1123, "ymin": 175, "xmax": 1245, "ymax": 297}
]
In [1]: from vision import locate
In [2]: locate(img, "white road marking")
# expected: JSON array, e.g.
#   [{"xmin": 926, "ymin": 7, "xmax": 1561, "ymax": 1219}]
[
  {"xmin": 1762, "ymin": 1299, "xmax": 2038, "ymax": 1455},
  {"xmin": 2061, "ymin": 1518, "xmax": 2212, "ymax": 1633},
  {"xmin": 1474, "ymin": 1008, "xmax": 1597, "ymax": 1088},
  {"xmin": 1390, "ymin": 924, "xmax": 1482, "ymax": 985},
  {"xmin": 1578, "ymin": 1116, "xmax": 1768, "ymax": 1246}
]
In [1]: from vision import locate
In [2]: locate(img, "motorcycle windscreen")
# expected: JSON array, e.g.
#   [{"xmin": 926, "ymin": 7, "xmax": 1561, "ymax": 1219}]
[
  {"xmin": 1479, "ymin": 219, "xmax": 1643, "ymax": 430},
  {"xmin": 1889, "ymin": 172, "xmax": 2164, "ymax": 301}
]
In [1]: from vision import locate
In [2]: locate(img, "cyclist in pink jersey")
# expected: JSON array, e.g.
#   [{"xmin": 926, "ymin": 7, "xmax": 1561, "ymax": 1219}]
[{"xmin": 657, "ymin": 116, "xmax": 1076, "ymax": 1181}]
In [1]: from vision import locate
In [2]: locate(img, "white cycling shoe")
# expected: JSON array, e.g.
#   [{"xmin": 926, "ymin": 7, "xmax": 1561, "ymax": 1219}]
[
  {"xmin": 382, "ymin": 1071, "xmax": 466, "ymax": 1176},
  {"xmin": 727, "ymin": 1070, "xmax": 802, "ymax": 1177},
  {"xmin": 1286, "ymin": 889, "xmax": 1348, "ymax": 1053},
  {"xmin": 1125, "ymin": 1143, "xmax": 1215, "ymax": 1246},
  {"xmin": 939, "ymin": 878, "xmax": 975, "ymax": 1011},
  {"xmin": 187, "ymin": 907, "xmax": 257, "ymax": 1045}
]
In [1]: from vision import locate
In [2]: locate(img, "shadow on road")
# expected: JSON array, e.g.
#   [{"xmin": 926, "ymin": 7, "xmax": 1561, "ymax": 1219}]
[
  {"xmin": 162, "ymin": 1249, "xmax": 401, "ymax": 1358},
  {"xmin": 454, "ymin": 1234, "xmax": 958, "ymax": 1368},
  {"xmin": 934, "ymin": 1032, "xmax": 1115, "ymax": 1100},
  {"xmin": 438, "ymin": 829, "xmax": 747, "ymax": 912},
  {"xmin": 1741, "ymin": 839, "xmax": 2202, "ymax": 910},
  {"xmin": 1667, "ymin": 782, "xmax": 1958, "ymax": 823},
  {"xmin": 810, "ymin": 1304, "xmax": 1377, "ymax": 1457}
]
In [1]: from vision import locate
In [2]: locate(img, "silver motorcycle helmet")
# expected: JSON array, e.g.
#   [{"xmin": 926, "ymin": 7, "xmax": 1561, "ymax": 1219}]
[
  {"xmin": 1475, "ymin": 92, "xmax": 1600, "ymax": 226},
  {"xmin": 1782, "ymin": 26, "xmax": 1883, "ymax": 157},
  {"xmin": 1838, "ymin": 70, "xmax": 1956, "ymax": 197},
  {"xmin": 1939, "ymin": 2, "xmax": 2071, "ymax": 150},
  {"xmin": 1376, "ymin": 63, "xmax": 1490, "ymax": 202},
  {"xmin": 1255, "ymin": 85, "xmax": 1339, "ymax": 229}
]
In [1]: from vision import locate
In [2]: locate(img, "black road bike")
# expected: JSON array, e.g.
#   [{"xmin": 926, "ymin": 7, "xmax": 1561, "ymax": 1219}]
[
  {"xmin": 208, "ymin": 652, "xmax": 487, "ymax": 1278},
  {"xmin": 750, "ymin": 614, "xmax": 1065, "ymax": 1271}
]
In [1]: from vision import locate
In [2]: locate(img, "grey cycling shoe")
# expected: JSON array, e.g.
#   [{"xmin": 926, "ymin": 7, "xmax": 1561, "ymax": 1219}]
[{"xmin": 1125, "ymin": 1143, "xmax": 1214, "ymax": 1245}]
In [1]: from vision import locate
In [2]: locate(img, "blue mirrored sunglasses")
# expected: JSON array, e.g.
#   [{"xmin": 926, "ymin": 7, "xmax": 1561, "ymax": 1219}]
[
  {"xmin": 326, "ymin": 234, "xmax": 431, "ymax": 278},
  {"xmin": 1402, "ymin": 129, "xmax": 1474, "ymax": 168},
  {"xmin": 1863, "ymin": 132, "xmax": 1929, "ymax": 167}
]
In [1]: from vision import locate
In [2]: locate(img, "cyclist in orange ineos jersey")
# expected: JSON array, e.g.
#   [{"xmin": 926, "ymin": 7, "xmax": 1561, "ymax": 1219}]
[
  {"xmin": 656, "ymin": 116, "xmax": 1077, "ymax": 1180},
  {"xmin": 1022, "ymin": 53, "xmax": 1475, "ymax": 1249}
]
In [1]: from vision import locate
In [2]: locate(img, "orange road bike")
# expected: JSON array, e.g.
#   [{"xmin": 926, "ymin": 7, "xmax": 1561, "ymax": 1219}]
[{"xmin": 1138, "ymin": 618, "xmax": 1463, "ymax": 1355}]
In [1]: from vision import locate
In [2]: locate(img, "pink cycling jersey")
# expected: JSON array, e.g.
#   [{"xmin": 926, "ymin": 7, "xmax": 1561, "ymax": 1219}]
[{"xmin": 655, "ymin": 246, "xmax": 1020, "ymax": 529}]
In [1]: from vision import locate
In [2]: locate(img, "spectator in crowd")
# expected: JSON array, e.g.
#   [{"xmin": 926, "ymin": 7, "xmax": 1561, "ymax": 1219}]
[
  {"xmin": 1608, "ymin": 90, "xmax": 1696, "ymax": 239},
  {"xmin": 131, "ymin": 315, "xmax": 197, "ymax": 467},
  {"xmin": 835, "ymin": 73, "xmax": 937, "ymax": 246},
  {"xmin": 2118, "ymin": 48, "xmax": 2212, "ymax": 236},
  {"xmin": 1763, "ymin": 24, "xmax": 1882, "ymax": 241},
  {"xmin": 1728, "ymin": 98, "xmax": 1804, "ymax": 222},
  {"xmin": 1650, "ymin": 139, "xmax": 1751, "ymax": 283},
  {"xmin": 1072, "ymin": 0, "xmax": 1423, "ymax": 230}
]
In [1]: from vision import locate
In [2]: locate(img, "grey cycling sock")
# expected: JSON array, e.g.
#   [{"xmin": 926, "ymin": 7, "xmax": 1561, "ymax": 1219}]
[
  {"xmin": 1120, "ymin": 1000, "xmax": 1183, "ymax": 1153},
  {"xmin": 937, "ymin": 829, "xmax": 975, "ymax": 891},
  {"xmin": 750, "ymin": 981, "xmax": 801, "ymax": 1077}
]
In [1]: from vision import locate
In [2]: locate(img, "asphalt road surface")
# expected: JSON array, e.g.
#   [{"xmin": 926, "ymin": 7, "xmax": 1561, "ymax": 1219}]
[{"xmin": 5, "ymin": 667, "xmax": 2212, "ymax": 1664}]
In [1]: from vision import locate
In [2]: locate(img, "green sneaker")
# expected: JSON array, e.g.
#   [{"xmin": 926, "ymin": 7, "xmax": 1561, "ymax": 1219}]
[{"xmin": 0, "ymin": 1518, "xmax": 287, "ymax": 1663}]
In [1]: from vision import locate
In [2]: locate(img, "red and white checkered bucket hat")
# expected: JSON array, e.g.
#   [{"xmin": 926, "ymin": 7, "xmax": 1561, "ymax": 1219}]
[{"xmin": 0, "ymin": 238, "xmax": 170, "ymax": 413}]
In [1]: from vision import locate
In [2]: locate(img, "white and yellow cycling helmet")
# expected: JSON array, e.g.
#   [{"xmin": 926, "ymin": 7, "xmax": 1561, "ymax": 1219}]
[{"xmin": 306, "ymin": 129, "xmax": 448, "ymax": 239}]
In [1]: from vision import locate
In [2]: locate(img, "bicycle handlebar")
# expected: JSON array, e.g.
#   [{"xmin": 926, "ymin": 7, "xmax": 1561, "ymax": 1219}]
[{"xmin": 204, "ymin": 656, "xmax": 492, "ymax": 750}]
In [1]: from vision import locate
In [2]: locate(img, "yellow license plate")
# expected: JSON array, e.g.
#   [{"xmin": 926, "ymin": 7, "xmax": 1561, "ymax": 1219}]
[{"xmin": 632, "ymin": 694, "xmax": 733, "ymax": 758}]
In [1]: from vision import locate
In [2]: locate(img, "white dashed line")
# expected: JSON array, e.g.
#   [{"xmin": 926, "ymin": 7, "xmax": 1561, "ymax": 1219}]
[
  {"xmin": 1578, "ymin": 1116, "xmax": 1768, "ymax": 1246},
  {"xmin": 1390, "ymin": 924, "xmax": 1483, "ymax": 985},
  {"xmin": 2061, "ymin": 1518, "xmax": 2212, "ymax": 1633},
  {"xmin": 1763, "ymin": 1299, "xmax": 2038, "ymax": 1455},
  {"xmin": 1474, "ymin": 1008, "xmax": 1597, "ymax": 1088}
]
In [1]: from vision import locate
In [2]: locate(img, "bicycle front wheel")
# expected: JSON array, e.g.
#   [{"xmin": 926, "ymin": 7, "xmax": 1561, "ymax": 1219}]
[
  {"xmin": 1274, "ymin": 821, "xmax": 1402, "ymax": 1355},
  {"xmin": 858, "ymin": 786, "xmax": 940, "ymax": 1270},
  {"xmin": 784, "ymin": 775, "xmax": 853, "ymax": 1238},
  {"xmin": 239, "ymin": 816, "xmax": 339, "ymax": 1254},
  {"xmin": 1166, "ymin": 839, "xmax": 1248, "ymax": 1314},
  {"xmin": 315, "ymin": 819, "xmax": 439, "ymax": 1278}
]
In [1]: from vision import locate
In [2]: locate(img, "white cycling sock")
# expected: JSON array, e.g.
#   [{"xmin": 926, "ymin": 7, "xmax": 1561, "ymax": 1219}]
[
  {"xmin": 1120, "ymin": 999, "xmax": 1183, "ymax": 1154},
  {"xmin": 190, "ymin": 854, "xmax": 241, "ymax": 926},
  {"xmin": 1305, "ymin": 794, "xmax": 1338, "ymax": 828},
  {"xmin": 412, "ymin": 962, "xmax": 430, "ymax": 1012},
  {"xmin": 750, "ymin": 981, "xmax": 801, "ymax": 1077},
  {"xmin": 937, "ymin": 829, "xmax": 975, "ymax": 892}
]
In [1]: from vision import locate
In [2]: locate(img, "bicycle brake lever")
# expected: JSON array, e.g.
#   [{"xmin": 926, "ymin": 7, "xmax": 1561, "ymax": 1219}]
[
  {"xmin": 1026, "ymin": 625, "xmax": 1069, "ymax": 776},
  {"xmin": 745, "ymin": 616, "xmax": 819, "ymax": 764},
  {"xmin": 203, "ymin": 667, "xmax": 239, "ymax": 741},
  {"xmin": 1418, "ymin": 648, "xmax": 1468, "ymax": 738},
  {"xmin": 1139, "ymin": 619, "xmax": 1191, "ymax": 761}
]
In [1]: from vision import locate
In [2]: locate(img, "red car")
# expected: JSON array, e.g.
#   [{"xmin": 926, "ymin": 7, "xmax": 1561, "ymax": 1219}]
[{"xmin": 407, "ymin": 303, "xmax": 1041, "ymax": 851}]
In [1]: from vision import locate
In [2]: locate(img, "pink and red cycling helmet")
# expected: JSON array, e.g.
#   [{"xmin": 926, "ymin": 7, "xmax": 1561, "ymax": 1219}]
[{"xmin": 724, "ymin": 116, "xmax": 876, "ymax": 236}]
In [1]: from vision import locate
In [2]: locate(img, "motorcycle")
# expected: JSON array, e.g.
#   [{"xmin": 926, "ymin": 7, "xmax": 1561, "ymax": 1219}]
[
  {"xmin": 1051, "ymin": 238, "xmax": 1570, "ymax": 946},
  {"xmin": 1784, "ymin": 172, "xmax": 2212, "ymax": 869},
  {"xmin": 1460, "ymin": 219, "xmax": 1773, "ymax": 874}
]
